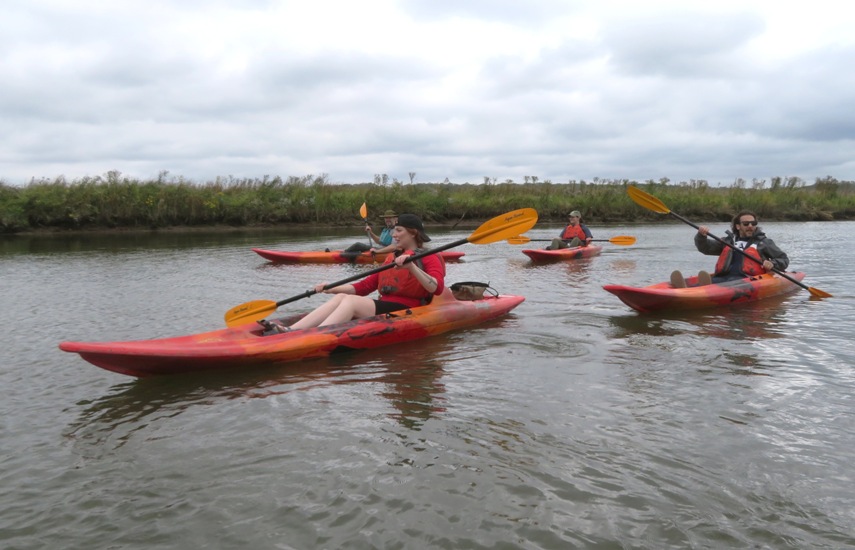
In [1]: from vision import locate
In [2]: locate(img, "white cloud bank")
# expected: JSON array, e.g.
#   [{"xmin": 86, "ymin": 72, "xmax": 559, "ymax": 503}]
[{"xmin": 2, "ymin": 0, "xmax": 854, "ymax": 185}]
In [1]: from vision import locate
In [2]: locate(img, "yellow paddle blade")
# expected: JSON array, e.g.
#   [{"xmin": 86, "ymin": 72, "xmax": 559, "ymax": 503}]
[
  {"xmin": 627, "ymin": 185, "xmax": 670, "ymax": 214},
  {"xmin": 808, "ymin": 286, "xmax": 833, "ymax": 298},
  {"xmin": 468, "ymin": 208, "xmax": 538, "ymax": 244},
  {"xmin": 359, "ymin": 202, "xmax": 368, "ymax": 219},
  {"xmin": 506, "ymin": 236, "xmax": 532, "ymax": 244},
  {"xmin": 609, "ymin": 235, "xmax": 637, "ymax": 245},
  {"xmin": 224, "ymin": 299, "xmax": 277, "ymax": 327}
]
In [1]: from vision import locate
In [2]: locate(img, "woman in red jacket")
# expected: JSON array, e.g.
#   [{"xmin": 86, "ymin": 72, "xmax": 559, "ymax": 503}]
[{"xmin": 264, "ymin": 214, "xmax": 445, "ymax": 332}]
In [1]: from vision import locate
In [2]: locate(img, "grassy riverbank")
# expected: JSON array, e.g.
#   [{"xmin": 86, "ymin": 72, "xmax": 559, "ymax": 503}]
[{"xmin": 2, "ymin": 172, "xmax": 854, "ymax": 234}]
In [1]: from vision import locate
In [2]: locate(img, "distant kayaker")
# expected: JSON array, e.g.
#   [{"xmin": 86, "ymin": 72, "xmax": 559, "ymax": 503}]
[
  {"xmin": 263, "ymin": 214, "xmax": 445, "ymax": 333},
  {"xmin": 671, "ymin": 210, "xmax": 790, "ymax": 288},
  {"xmin": 547, "ymin": 210, "xmax": 593, "ymax": 250},
  {"xmin": 344, "ymin": 210, "xmax": 398, "ymax": 253}
]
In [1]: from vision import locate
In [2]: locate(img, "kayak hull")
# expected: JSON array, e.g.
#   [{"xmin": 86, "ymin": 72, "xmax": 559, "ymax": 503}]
[
  {"xmin": 522, "ymin": 245, "xmax": 603, "ymax": 263},
  {"xmin": 59, "ymin": 291, "xmax": 524, "ymax": 377},
  {"xmin": 253, "ymin": 248, "xmax": 465, "ymax": 264},
  {"xmin": 603, "ymin": 272, "xmax": 805, "ymax": 313}
]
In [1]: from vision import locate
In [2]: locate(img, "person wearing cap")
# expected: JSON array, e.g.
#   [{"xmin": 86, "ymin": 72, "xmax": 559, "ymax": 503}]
[
  {"xmin": 345, "ymin": 209, "xmax": 398, "ymax": 253},
  {"xmin": 268, "ymin": 214, "xmax": 446, "ymax": 332},
  {"xmin": 369, "ymin": 209, "xmax": 398, "ymax": 247},
  {"xmin": 548, "ymin": 210, "xmax": 593, "ymax": 250},
  {"xmin": 670, "ymin": 210, "xmax": 789, "ymax": 288}
]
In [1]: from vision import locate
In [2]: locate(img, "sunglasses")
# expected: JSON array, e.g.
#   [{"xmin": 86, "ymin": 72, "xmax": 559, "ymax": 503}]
[{"xmin": 739, "ymin": 220, "xmax": 758, "ymax": 226}]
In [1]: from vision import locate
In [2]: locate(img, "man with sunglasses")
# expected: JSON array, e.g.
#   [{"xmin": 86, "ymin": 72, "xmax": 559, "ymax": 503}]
[{"xmin": 672, "ymin": 210, "xmax": 789, "ymax": 287}]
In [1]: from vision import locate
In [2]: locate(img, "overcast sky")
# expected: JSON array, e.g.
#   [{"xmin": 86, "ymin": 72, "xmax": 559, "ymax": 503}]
[{"xmin": 3, "ymin": 0, "xmax": 854, "ymax": 186}]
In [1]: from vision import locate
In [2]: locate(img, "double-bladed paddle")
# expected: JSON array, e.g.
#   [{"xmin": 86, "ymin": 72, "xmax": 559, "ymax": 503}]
[
  {"xmin": 506, "ymin": 235, "xmax": 636, "ymax": 246},
  {"xmin": 224, "ymin": 208, "xmax": 539, "ymax": 326},
  {"xmin": 626, "ymin": 185, "xmax": 831, "ymax": 298}
]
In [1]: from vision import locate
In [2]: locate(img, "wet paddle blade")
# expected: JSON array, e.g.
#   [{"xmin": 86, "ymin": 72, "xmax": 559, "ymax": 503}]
[
  {"xmin": 808, "ymin": 286, "xmax": 833, "ymax": 298},
  {"xmin": 627, "ymin": 185, "xmax": 670, "ymax": 214},
  {"xmin": 224, "ymin": 300, "xmax": 277, "ymax": 327}
]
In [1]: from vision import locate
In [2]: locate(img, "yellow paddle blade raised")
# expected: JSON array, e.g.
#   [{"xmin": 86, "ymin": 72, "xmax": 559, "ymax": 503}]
[
  {"xmin": 224, "ymin": 207, "xmax": 540, "ymax": 327},
  {"xmin": 627, "ymin": 185, "xmax": 670, "ymax": 214},
  {"xmin": 359, "ymin": 202, "xmax": 368, "ymax": 219},
  {"xmin": 468, "ymin": 208, "xmax": 538, "ymax": 244}
]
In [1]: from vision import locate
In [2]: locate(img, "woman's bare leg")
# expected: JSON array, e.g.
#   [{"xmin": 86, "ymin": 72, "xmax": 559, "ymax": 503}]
[
  {"xmin": 318, "ymin": 295, "xmax": 376, "ymax": 326},
  {"xmin": 289, "ymin": 294, "xmax": 377, "ymax": 330},
  {"xmin": 289, "ymin": 294, "xmax": 348, "ymax": 330}
]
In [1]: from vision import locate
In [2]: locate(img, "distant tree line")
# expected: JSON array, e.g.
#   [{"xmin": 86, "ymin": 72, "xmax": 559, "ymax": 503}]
[{"xmin": 1, "ymin": 171, "xmax": 853, "ymax": 234}]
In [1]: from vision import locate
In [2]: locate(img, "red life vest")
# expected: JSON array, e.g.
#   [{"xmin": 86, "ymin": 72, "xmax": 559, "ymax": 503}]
[
  {"xmin": 714, "ymin": 244, "xmax": 764, "ymax": 277},
  {"xmin": 561, "ymin": 224, "xmax": 587, "ymax": 242},
  {"xmin": 377, "ymin": 250, "xmax": 445, "ymax": 303}
]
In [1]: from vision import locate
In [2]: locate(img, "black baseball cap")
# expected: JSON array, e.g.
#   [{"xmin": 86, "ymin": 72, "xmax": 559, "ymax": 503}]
[{"xmin": 395, "ymin": 213, "xmax": 431, "ymax": 242}]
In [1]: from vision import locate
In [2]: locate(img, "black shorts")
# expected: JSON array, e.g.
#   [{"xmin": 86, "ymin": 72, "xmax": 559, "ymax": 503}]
[{"xmin": 373, "ymin": 299, "xmax": 410, "ymax": 315}]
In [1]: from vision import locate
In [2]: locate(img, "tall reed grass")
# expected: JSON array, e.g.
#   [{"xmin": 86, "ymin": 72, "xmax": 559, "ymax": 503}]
[{"xmin": 1, "ymin": 172, "xmax": 853, "ymax": 233}]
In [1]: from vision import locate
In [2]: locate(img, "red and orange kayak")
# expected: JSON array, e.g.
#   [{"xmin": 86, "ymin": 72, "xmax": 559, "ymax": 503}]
[
  {"xmin": 59, "ymin": 290, "xmax": 523, "ymax": 377},
  {"xmin": 253, "ymin": 248, "xmax": 465, "ymax": 264},
  {"xmin": 603, "ymin": 272, "xmax": 805, "ymax": 313},
  {"xmin": 522, "ymin": 245, "xmax": 602, "ymax": 263}
]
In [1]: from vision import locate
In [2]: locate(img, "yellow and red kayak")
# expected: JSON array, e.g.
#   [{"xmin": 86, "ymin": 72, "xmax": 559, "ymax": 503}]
[
  {"xmin": 603, "ymin": 272, "xmax": 805, "ymax": 313},
  {"xmin": 253, "ymin": 248, "xmax": 465, "ymax": 264},
  {"xmin": 59, "ymin": 290, "xmax": 523, "ymax": 377},
  {"xmin": 522, "ymin": 245, "xmax": 602, "ymax": 263}
]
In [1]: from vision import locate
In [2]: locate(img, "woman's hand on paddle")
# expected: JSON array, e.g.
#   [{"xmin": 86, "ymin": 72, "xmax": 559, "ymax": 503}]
[
  {"xmin": 763, "ymin": 259, "xmax": 774, "ymax": 270},
  {"xmin": 698, "ymin": 225, "xmax": 710, "ymax": 236},
  {"xmin": 393, "ymin": 253, "xmax": 410, "ymax": 269},
  {"xmin": 393, "ymin": 253, "xmax": 423, "ymax": 274},
  {"xmin": 314, "ymin": 282, "xmax": 354, "ymax": 294},
  {"xmin": 313, "ymin": 282, "xmax": 330, "ymax": 293}
]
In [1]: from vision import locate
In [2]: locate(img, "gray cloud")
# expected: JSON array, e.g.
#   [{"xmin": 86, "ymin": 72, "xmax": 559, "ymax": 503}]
[
  {"xmin": 603, "ymin": 11, "xmax": 766, "ymax": 78},
  {"xmin": 1, "ymin": 1, "xmax": 854, "ymax": 185},
  {"xmin": 400, "ymin": 0, "xmax": 580, "ymax": 25}
]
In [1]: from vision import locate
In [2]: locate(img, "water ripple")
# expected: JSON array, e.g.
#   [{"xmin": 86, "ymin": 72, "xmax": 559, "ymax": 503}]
[{"xmin": 3, "ymin": 223, "xmax": 855, "ymax": 548}]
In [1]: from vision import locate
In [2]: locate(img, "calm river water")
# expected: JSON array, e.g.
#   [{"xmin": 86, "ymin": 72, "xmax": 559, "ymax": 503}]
[{"xmin": 1, "ymin": 220, "xmax": 853, "ymax": 549}]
